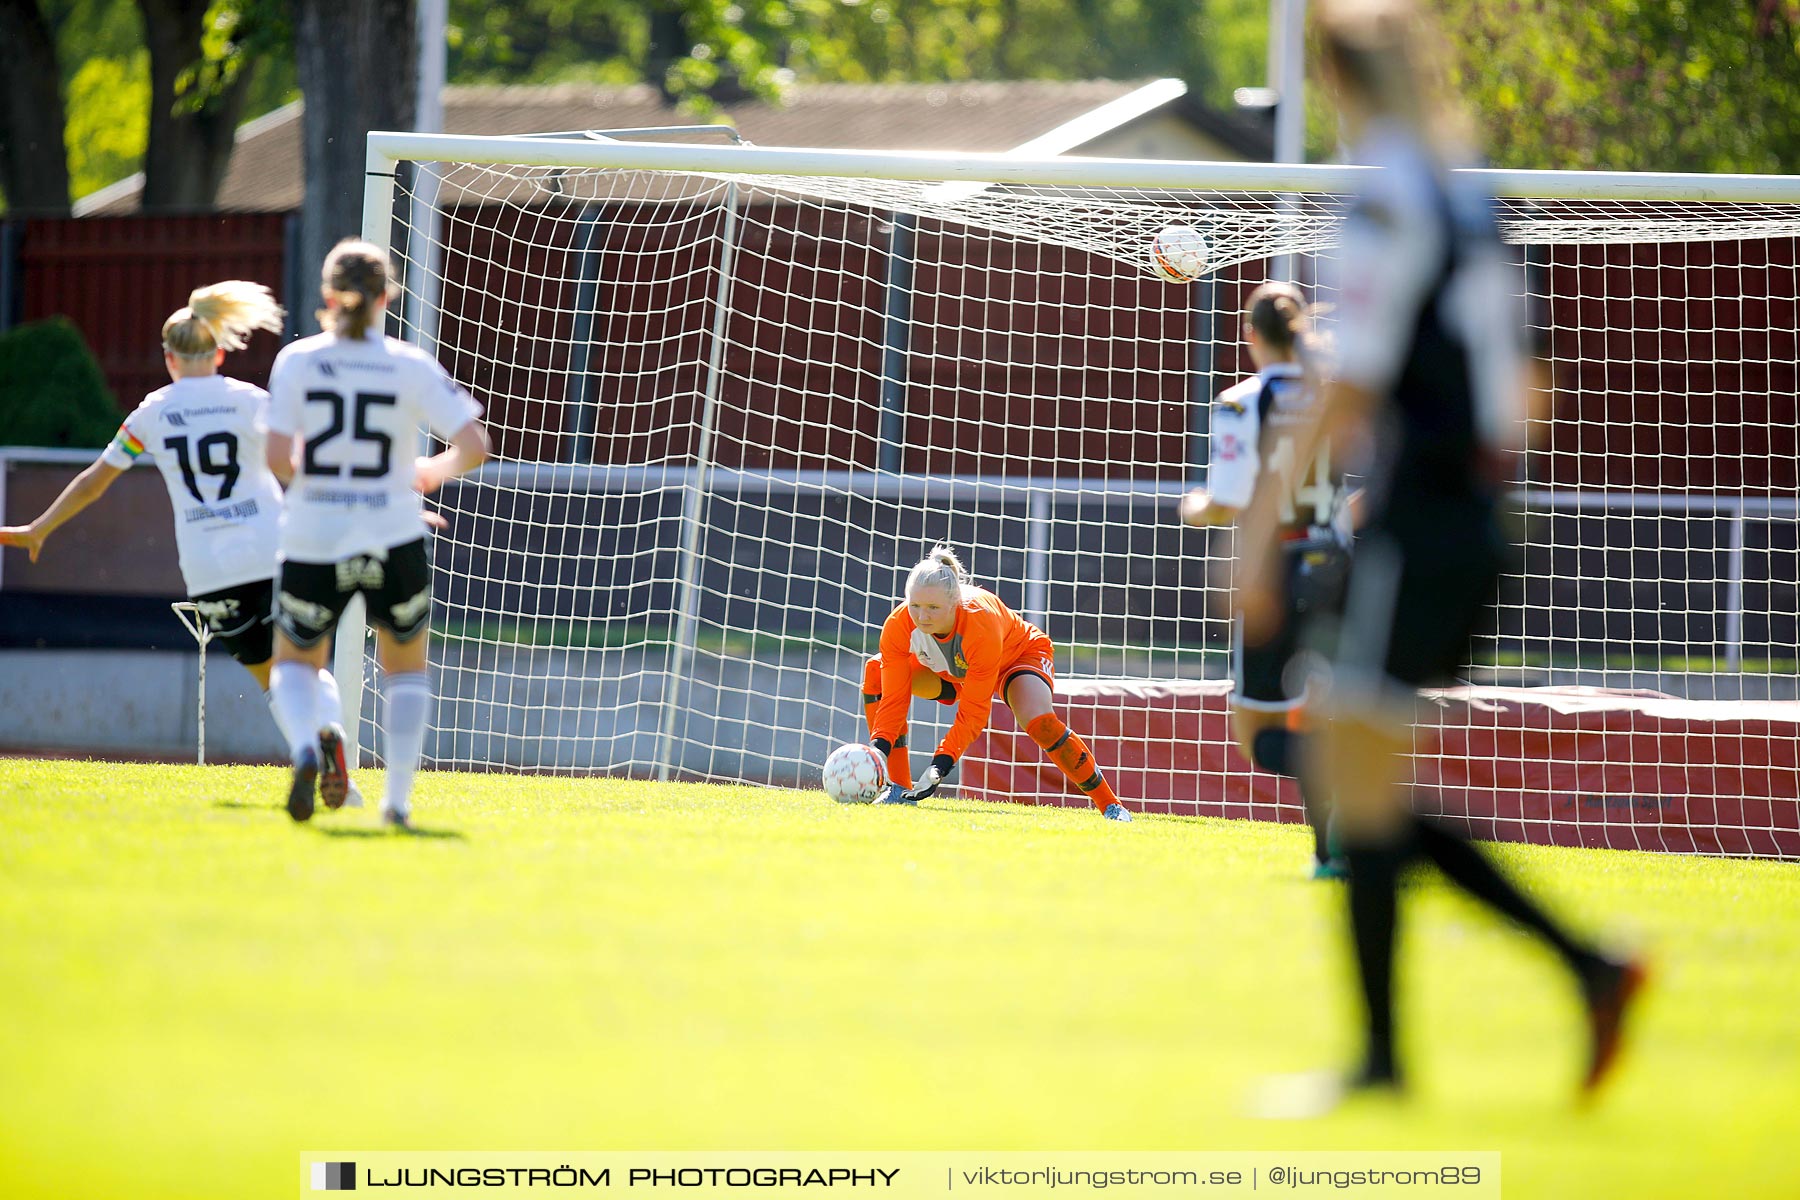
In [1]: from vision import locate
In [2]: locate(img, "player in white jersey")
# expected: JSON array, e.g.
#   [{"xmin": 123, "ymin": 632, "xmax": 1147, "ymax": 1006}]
[
  {"xmin": 264, "ymin": 238, "xmax": 490, "ymax": 829},
  {"xmin": 0, "ymin": 282, "xmax": 355, "ymax": 800},
  {"xmin": 1180, "ymin": 282, "xmax": 1349, "ymax": 877}
]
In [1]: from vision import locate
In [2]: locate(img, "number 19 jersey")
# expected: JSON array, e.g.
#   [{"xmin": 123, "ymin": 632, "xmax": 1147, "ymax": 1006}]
[
  {"xmin": 267, "ymin": 327, "xmax": 483, "ymax": 563},
  {"xmin": 100, "ymin": 375, "xmax": 285, "ymax": 595}
]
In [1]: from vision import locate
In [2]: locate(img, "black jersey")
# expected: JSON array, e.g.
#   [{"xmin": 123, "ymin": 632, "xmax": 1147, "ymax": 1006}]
[
  {"xmin": 1327, "ymin": 122, "xmax": 1526, "ymax": 692},
  {"xmin": 1331, "ymin": 121, "xmax": 1527, "ymax": 522}
]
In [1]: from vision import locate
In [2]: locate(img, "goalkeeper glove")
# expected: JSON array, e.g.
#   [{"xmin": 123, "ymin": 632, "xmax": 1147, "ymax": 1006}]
[{"xmin": 906, "ymin": 755, "xmax": 957, "ymax": 803}]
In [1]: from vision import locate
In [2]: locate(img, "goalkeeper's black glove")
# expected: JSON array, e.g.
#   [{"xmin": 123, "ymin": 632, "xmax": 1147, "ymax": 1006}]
[
  {"xmin": 870, "ymin": 737, "xmax": 893, "ymax": 758},
  {"xmin": 906, "ymin": 754, "xmax": 957, "ymax": 803}
]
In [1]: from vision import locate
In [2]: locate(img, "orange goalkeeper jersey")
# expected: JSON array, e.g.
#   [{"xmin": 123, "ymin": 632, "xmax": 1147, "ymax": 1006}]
[{"xmin": 873, "ymin": 586, "xmax": 1053, "ymax": 762}]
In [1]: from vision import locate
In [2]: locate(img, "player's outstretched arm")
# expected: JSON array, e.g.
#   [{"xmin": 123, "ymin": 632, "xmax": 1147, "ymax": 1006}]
[
  {"xmin": 906, "ymin": 658, "xmax": 1000, "ymax": 801},
  {"xmin": 0, "ymin": 458, "xmax": 125, "ymax": 562}
]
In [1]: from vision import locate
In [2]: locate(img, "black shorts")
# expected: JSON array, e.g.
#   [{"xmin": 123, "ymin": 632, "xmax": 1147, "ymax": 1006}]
[
  {"xmin": 1333, "ymin": 501, "xmax": 1511, "ymax": 701},
  {"xmin": 276, "ymin": 538, "xmax": 433, "ymax": 649},
  {"xmin": 1234, "ymin": 539, "xmax": 1350, "ymax": 710},
  {"xmin": 189, "ymin": 578, "xmax": 275, "ymax": 667}
]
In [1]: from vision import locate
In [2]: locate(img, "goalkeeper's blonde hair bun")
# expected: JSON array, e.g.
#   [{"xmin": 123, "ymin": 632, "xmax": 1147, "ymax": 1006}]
[
  {"xmin": 162, "ymin": 280, "xmax": 285, "ymax": 357},
  {"xmin": 906, "ymin": 544, "xmax": 969, "ymax": 603}
]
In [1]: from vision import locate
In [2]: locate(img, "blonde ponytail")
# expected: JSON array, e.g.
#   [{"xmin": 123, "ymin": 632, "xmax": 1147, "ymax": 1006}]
[
  {"xmin": 162, "ymin": 280, "xmax": 285, "ymax": 357},
  {"xmin": 906, "ymin": 544, "xmax": 969, "ymax": 604}
]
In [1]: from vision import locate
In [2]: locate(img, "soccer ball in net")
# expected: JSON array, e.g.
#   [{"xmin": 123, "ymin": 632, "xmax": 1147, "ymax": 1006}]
[
  {"xmin": 821, "ymin": 743, "xmax": 887, "ymax": 804},
  {"xmin": 1149, "ymin": 225, "xmax": 1211, "ymax": 283}
]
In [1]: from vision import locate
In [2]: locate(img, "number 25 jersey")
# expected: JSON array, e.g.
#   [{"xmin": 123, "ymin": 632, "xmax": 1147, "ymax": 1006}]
[
  {"xmin": 101, "ymin": 375, "xmax": 285, "ymax": 595},
  {"xmin": 267, "ymin": 327, "xmax": 482, "ymax": 563}
]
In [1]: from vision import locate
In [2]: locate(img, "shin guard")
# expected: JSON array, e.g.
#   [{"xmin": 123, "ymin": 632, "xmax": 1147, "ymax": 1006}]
[{"xmin": 1023, "ymin": 713, "xmax": 1119, "ymax": 811}]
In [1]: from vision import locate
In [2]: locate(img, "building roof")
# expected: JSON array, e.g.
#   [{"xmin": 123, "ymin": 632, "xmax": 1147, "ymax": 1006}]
[{"xmin": 77, "ymin": 79, "xmax": 1270, "ymax": 215}]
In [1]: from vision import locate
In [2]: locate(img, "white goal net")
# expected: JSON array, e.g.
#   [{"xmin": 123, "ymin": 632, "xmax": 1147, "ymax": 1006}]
[{"xmin": 353, "ymin": 133, "xmax": 1800, "ymax": 859}]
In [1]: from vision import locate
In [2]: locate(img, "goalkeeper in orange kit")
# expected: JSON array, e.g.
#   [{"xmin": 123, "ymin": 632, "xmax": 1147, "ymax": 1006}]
[{"xmin": 861, "ymin": 544, "xmax": 1132, "ymax": 821}]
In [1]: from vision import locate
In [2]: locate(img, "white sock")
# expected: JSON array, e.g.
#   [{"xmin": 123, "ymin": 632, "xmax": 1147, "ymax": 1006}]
[
  {"xmin": 268, "ymin": 661, "xmax": 322, "ymax": 763},
  {"xmin": 316, "ymin": 668, "xmax": 344, "ymax": 732},
  {"xmin": 263, "ymin": 688, "xmax": 297, "ymax": 749},
  {"xmin": 382, "ymin": 671, "xmax": 431, "ymax": 816}
]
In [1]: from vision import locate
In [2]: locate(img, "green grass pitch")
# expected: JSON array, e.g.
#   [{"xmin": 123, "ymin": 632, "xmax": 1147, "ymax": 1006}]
[{"xmin": 1, "ymin": 759, "xmax": 1797, "ymax": 1198}]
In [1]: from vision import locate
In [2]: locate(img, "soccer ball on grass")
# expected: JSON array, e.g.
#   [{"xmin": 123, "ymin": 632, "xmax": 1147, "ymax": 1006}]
[{"xmin": 822, "ymin": 743, "xmax": 887, "ymax": 804}]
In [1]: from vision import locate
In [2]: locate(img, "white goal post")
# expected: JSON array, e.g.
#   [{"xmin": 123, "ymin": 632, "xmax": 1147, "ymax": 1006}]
[{"xmin": 347, "ymin": 130, "xmax": 1800, "ymax": 859}]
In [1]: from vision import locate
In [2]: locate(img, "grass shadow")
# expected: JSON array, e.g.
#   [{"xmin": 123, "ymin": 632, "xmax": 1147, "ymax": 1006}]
[
  {"xmin": 311, "ymin": 825, "xmax": 467, "ymax": 841},
  {"xmin": 926, "ymin": 800, "xmax": 1115, "ymax": 823},
  {"xmin": 919, "ymin": 804, "xmax": 1040, "ymax": 821}
]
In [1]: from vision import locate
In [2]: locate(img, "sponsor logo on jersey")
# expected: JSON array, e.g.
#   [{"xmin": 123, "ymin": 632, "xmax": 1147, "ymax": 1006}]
[
  {"xmin": 304, "ymin": 487, "xmax": 390, "ymax": 509},
  {"xmin": 938, "ymin": 634, "xmax": 970, "ymax": 679},
  {"xmin": 183, "ymin": 498, "xmax": 262, "ymax": 523},
  {"xmin": 318, "ymin": 357, "xmax": 396, "ymax": 376},
  {"xmin": 164, "ymin": 411, "xmax": 188, "ymax": 428},
  {"xmin": 1270, "ymin": 384, "xmax": 1308, "ymax": 411},
  {"xmin": 1265, "ymin": 377, "xmax": 1315, "ymax": 424}
]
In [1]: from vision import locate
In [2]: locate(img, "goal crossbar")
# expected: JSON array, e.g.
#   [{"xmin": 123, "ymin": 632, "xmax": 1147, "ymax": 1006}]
[{"xmin": 365, "ymin": 131, "xmax": 1800, "ymax": 202}]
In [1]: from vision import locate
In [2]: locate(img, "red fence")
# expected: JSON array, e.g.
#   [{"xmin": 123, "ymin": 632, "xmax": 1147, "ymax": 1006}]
[
  {"xmin": 11, "ymin": 214, "xmax": 290, "ymax": 414},
  {"xmin": 963, "ymin": 680, "xmax": 1800, "ymax": 859},
  {"xmin": 5, "ymin": 210, "xmax": 1797, "ymax": 492},
  {"xmin": 1543, "ymin": 239, "xmax": 1800, "ymax": 491},
  {"xmin": 430, "ymin": 200, "xmax": 1198, "ymax": 473}
]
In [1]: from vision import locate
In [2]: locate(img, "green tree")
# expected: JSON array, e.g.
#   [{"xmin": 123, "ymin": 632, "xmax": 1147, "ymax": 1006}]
[
  {"xmin": 0, "ymin": 0, "xmax": 74, "ymax": 213},
  {"xmin": 1442, "ymin": 0, "xmax": 1800, "ymax": 172},
  {"xmin": 25, "ymin": 0, "xmax": 1800, "ymax": 213},
  {"xmin": 292, "ymin": 0, "xmax": 416, "ymax": 332},
  {"xmin": 2, "ymin": 0, "xmax": 296, "ymax": 211},
  {"xmin": 43, "ymin": 0, "xmax": 146, "ymax": 203},
  {"xmin": 136, "ymin": 0, "xmax": 274, "ymax": 210},
  {"xmin": 0, "ymin": 318, "xmax": 119, "ymax": 448},
  {"xmin": 440, "ymin": 0, "xmax": 1270, "ymax": 116},
  {"xmin": 63, "ymin": 50, "xmax": 148, "ymax": 201}
]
